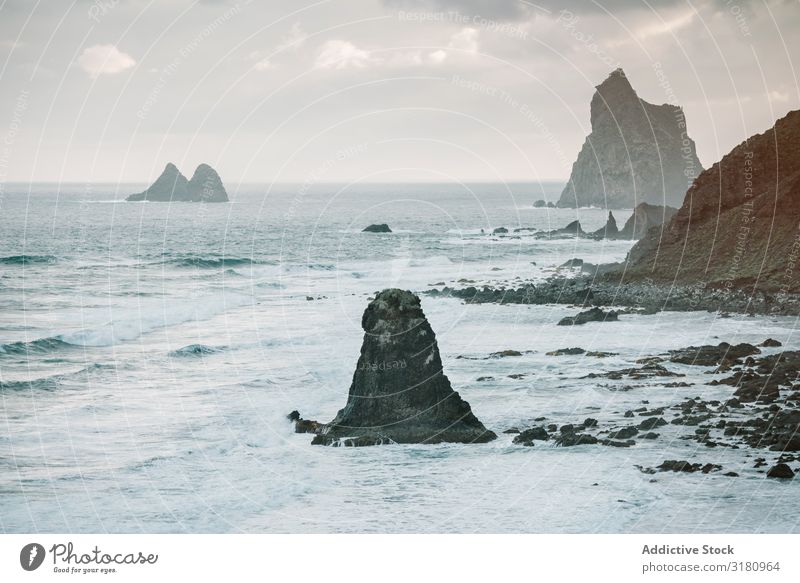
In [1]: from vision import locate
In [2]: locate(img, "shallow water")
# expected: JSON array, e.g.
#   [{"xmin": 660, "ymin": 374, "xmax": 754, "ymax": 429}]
[{"xmin": 1, "ymin": 182, "xmax": 798, "ymax": 533}]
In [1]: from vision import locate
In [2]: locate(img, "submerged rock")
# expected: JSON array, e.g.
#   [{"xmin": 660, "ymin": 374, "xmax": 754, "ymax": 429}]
[
  {"xmin": 362, "ymin": 223, "xmax": 392, "ymax": 233},
  {"xmin": 311, "ymin": 289, "xmax": 496, "ymax": 446},
  {"xmin": 557, "ymin": 306, "xmax": 618, "ymax": 326}
]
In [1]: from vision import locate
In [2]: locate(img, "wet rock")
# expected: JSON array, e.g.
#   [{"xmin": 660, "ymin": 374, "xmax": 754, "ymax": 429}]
[
  {"xmin": 362, "ymin": 223, "xmax": 392, "ymax": 233},
  {"xmin": 585, "ymin": 362, "xmax": 682, "ymax": 380},
  {"xmin": 558, "ymin": 307, "xmax": 619, "ymax": 326},
  {"xmin": 668, "ymin": 342, "xmax": 760, "ymax": 366},
  {"xmin": 760, "ymin": 338, "xmax": 782, "ymax": 347},
  {"xmin": 560, "ymin": 258, "xmax": 584, "ymax": 268},
  {"xmin": 766, "ymin": 463, "xmax": 795, "ymax": 479},
  {"xmin": 492, "ymin": 227, "xmax": 509, "ymax": 234},
  {"xmin": 639, "ymin": 417, "xmax": 668, "ymax": 430},
  {"xmin": 491, "ymin": 349, "xmax": 523, "ymax": 357},
  {"xmin": 546, "ymin": 347, "xmax": 586, "ymax": 356},
  {"xmin": 310, "ymin": 289, "xmax": 496, "ymax": 446},
  {"xmin": 512, "ymin": 426, "xmax": 549, "ymax": 446},
  {"xmin": 657, "ymin": 460, "xmax": 721, "ymax": 474}
]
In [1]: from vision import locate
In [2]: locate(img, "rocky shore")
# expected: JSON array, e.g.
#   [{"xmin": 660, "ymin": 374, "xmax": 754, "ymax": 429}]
[{"xmin": 426, "ymin": 276, "xmax": 800, "ymax": 316}]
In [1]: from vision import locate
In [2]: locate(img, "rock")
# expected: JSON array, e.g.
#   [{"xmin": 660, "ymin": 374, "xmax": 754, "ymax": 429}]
[
  {"xmin": 657, "ymin": 460, "xmax": 721, "ymax": 474},
  {"xmin": 556, "ymin": 433, "xmax": 598, "ymax": 447},
  {"xmin": 560, "ymin": 258, "xmax": 584, "ymax": 268},
  {"xmin": 546, "ymin": 347, "xmax": 586, "ymax": 356},
  {"xmin": 310, "ymin": 289, "xmax": 496, "ymax": 446},
  {"xmin": 557, "ymin": 68, "xmax": 702, "ymax": 208},
  {"xmin": 492, "ymin": 227, "xmax": 509, "ymax": 234},
  {"xmin": 583, "ymin": 418, "xmax": 598, "ymax": 427},
  {"xmin": 616, "ymin": 203, "xmax": 678, "ymax": 240},
  {"xmin": 533, "ymin": 199, "xmax": 547, "ymax": 208},
  {"xmin": 586, "ymin": 351, "xmax": 618, "ymax": 358},
  {"xmin": 669, "ymin": 342, "xmax": 760, "ymax": 366},
  {"xmin": 590, "ymin": 212, "xmax": 620, "ymax": 239},
  {"xmin": 547, "ymin": 201, "xmax": 556, "ymax": 208},
  {"xmin": 767, "ymin": 463, "xmax": 795, "ymax": 479},
  {"xmin": 363, "ymin": 223, "xmax": 392, "ymax": 233},
  {"xmin": 126, "ymin": 163, "xmax": 228, "ymax": 202},
  {"xmin": 540, "ymin": 220, "xmax": 585, "ymax": 238},
  {"xmin": 512, "ymin": 426, "xmax": 549, "ymax": 446},
  {"xmin": 558, "ymin": 307, "xmax": 619, "ymax": 326},
  {"xmin": 625, "ymin": 109, "xmax": 800, "ymax": 294},
  {"xmin": 639, "ymin": 417, "xmax": 668, "ymax": 430},
  {"xmin": 187, "ymin": 163, "xmax": 229, "ymax": 202},
  {"xmin": 126, "ymin": 163, "xmax": 190, "ymax": 201},
  {"xmin": 491, "ymin": 349, "xmax": 523, "ymax": 357},
  {"xmin": 608, "ymin": 426, "xmax": 638, "ymax": 439},
  {"xmin": 760, "ymin": 338, "xmax": 783, "ymax": 347}
]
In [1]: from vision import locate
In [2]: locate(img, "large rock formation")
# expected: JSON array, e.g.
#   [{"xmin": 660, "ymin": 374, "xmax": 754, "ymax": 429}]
[
  {"xmin": 624, "ymin": 109, "xmax": 800, "ymax": 294},
  {"xmin": 312, "ymin": 289, "xmax": 496, "ymax": 446},
  {"xmin": 126, "ymin": 163, "xmax": 228, "ymax": 202},
  {"xmin": 187, "ymin": 163, "xmax": 228, "ymax": 202},
  {"xmin": 617, "ymin": 203, "xmax": 678, "ymax": 240},
  {"xmin": 558, "ymin": 68, "xmax": 703, "ymax": 209}
]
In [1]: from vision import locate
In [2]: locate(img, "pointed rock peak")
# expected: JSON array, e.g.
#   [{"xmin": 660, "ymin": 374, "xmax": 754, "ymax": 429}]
[
  {"xmin": 187, "ymin": 163, "xmax": 228, "ymax": 202},
  {"xmin": 310, "ymin": 289, "xmax": 497, "ymax": 446},
  {"xmin": 595, "ymin": 67, "xmax": 637, "ymax": 101}
]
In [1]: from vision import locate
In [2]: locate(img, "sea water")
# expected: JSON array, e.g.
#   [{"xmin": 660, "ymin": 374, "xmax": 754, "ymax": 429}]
[{"xmin": 1, "ymin": 182, "xmax": 798, "ymax": 533}]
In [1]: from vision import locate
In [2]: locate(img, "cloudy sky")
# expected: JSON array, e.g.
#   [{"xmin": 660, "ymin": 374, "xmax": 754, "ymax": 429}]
[{"xmin": 0, "ymin": 0, "xmax": 798, "ymax": 184}]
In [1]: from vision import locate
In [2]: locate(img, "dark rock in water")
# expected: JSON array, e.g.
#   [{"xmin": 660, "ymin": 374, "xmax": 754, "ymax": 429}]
[
  {"xmin": 547, "ymin": 347, "xmax": 586, "ymax": 356},
  {"xmin": 624, "ymin": 109, "xmax": 800, "ymax": 294},
  {"xmin": 170, "ymin": 343, "xmax": 222, "ymax": 356},
  {"xmin": 560, "ymin": 258, "xmax": 584, "ymax": 268},
  {"xmin": 669, "ymin": 342, "xmax": 760, "ymax": 366},
  {"xmin": 540, "ymin": 219, "xmax": 585, "ymax": 239},
  {"xmin": 533, "ymin": 199, "xmax": 547, "ymax": 208},
  {"xmin": 491, "ymin": 349, "xmax": 523, "ymax": 357},
  {"xmin": 584, "ymin": 363, "xmax": 681, "ymax": 380},
  {"xmin": 363, "ymin": 223, "xmax": 392, "ymax": 233},
  {"xmin": 311, "ymin": 289, "xmax": 496, "ymax": 446},
  {"xmin": 127, "ymin": 163, "xmax": 228, "ymax": 202},
  {"xmin": 590, "ymin": 212, "xmax": 619, "ymax": 239},
  {"xmin": 760, "ymin": 338, "xmax": 783, "ymax": 347},
  {"xmin": 187, "ymin": 163, "xmax": 229, "ymax": 202},
  {"xmin": 608, "ymin": 426, "xmax": 638, "ymax": 439},
  {"xmin": 767, "ymin": 463, "xmax": 795, "ymax": 479},
  {"xmin": 557, "ymin": 68, "xmax": 702, "ymax": 208},
  {"xmin": 556, "ymin": 432, "xmax": 598, "ymax": 447},
  {"xmin": 492, "ymin": 227, "xmax": 509, "ymax": 234},
  {"xmin": 512, "ymin": 426, "xmax": 549, "ymax": 446},
  {"xmin": 657, "ymin": 460, "xmax": 721, "ymax": 474},
  {"xmin": 558, "ymin": 307, "xmax": 618, "ymax": 326},
  {"xmin": 617, "ymin": 203, "xmax": 678, "ymax": 240},
  {"xmin": 547, "ymin": 201, "xmax": 556, "ymax": 208},
  {"xmin": 639, "ymin": 417, "xmax": 668, "ymax": 430},
  {"xmin": 287, "ymin": 411, "xmax": 323, "ymax": 434}
]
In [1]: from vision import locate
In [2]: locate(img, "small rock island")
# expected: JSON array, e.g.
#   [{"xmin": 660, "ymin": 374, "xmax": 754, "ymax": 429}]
[{"xmin": 126, "ymin": 163, "xmax": 229, "ymax": 202}]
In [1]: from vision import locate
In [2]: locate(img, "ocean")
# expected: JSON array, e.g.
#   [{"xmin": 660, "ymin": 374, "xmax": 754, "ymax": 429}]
[{"xmin": 1, "ymin": 182, "xmax": 798, "ymax": 533}]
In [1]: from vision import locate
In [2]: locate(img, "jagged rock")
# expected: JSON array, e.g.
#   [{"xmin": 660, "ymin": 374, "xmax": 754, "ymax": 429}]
[
  {"xmin": 668, "ymin": 342, "xmax": 760, "ymax": 366},
  {"xmin": 538, "ymin": 220, "xmax": 585, "ymax": 239},
  {"xmin": 310, "ymin": 289, "xmax": 496, "ymax": 446},
  {"xmin": 558, "ymin": 307, "xmax": 618, "ymax": 326},
  {"xmin": 512, "ymin": 426, "xmax": 549, "ymax": 446},
  {"xmin": 187, "ymin": 163, "xmax": 228, "ymax": 202},
  {"xmin": 546, "ymin": 347, "xmax": 586, "ymax": 356},
  {"xmin": 767, "ymin": 463, "xmax": 795, "ymax": 479},
  {"xmin": 590, "ymin": 212, "xmax": 620, "ymax": 239},
  {"xmin": 625, "ymin": 109, "xmax": 800, "ymax": 293},
  {"xmin": 617, "ymin": 203, "xmax": 678, "ymax": 240},
  {"xmin": 126, "ymin": 163, "xmax": 228, "ymax": 202},
  {"xmin": 657, "ymin": 460, "xmax": 721, "ymax": 474},
  {"xmin": 363, "ymin": 223, "xmax": 392, "ymax": 233},
  {"xmin": 558, "ymin": 68, "xmax": 702, "ymax": 208}
]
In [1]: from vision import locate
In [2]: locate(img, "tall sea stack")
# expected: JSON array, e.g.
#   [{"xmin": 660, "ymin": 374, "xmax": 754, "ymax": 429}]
[
  {"xmin": 558, "ymin": 68, "xmax": 703, "ymax": 209},
  {"xmin": 312, "ymin": 289, "xmax": 496, "ymax": 446},
  {"xmin": 624, "ymin": 109, "xmax": 800, "ymax": 294}
]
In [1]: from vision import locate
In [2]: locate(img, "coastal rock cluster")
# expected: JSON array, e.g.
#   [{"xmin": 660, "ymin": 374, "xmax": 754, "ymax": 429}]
[
  {"xmin": 126, "ymin": 163, "xmax": 228, "ymax": 202},
  {"xmin": 558, "ymin": 68, "xmax": 703, "ymax": 208}
]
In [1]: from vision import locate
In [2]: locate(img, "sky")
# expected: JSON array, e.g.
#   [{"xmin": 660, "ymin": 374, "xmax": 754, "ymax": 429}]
[{"xmin": 0, "ymin": 0, "xmax": 798, "ymax": 184}]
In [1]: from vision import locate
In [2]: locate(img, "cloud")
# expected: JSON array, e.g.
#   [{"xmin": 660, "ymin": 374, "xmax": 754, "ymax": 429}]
[
  {"xmin": 250, "ymin": 22, "xmax": 307, "ymax": 71},
  {"xmin": 384, "ymin": 0, "xmax": 531, "ymax": 20},
  {"xmin": 449, "ymin": 26, "xmax": 479, "ymax": 53},
  {"xmin": 315, "ymin": 40, "xmax": 378, "ymax": 69},
  {"xmin": 77, "ymin": 44, "xmax": 135, "ymax": 78}
]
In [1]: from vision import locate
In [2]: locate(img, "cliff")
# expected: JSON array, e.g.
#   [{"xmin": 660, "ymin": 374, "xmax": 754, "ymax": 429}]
[{"xmin": 558, "ymin": 68, "xmax": 703, "ymax": 209}]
